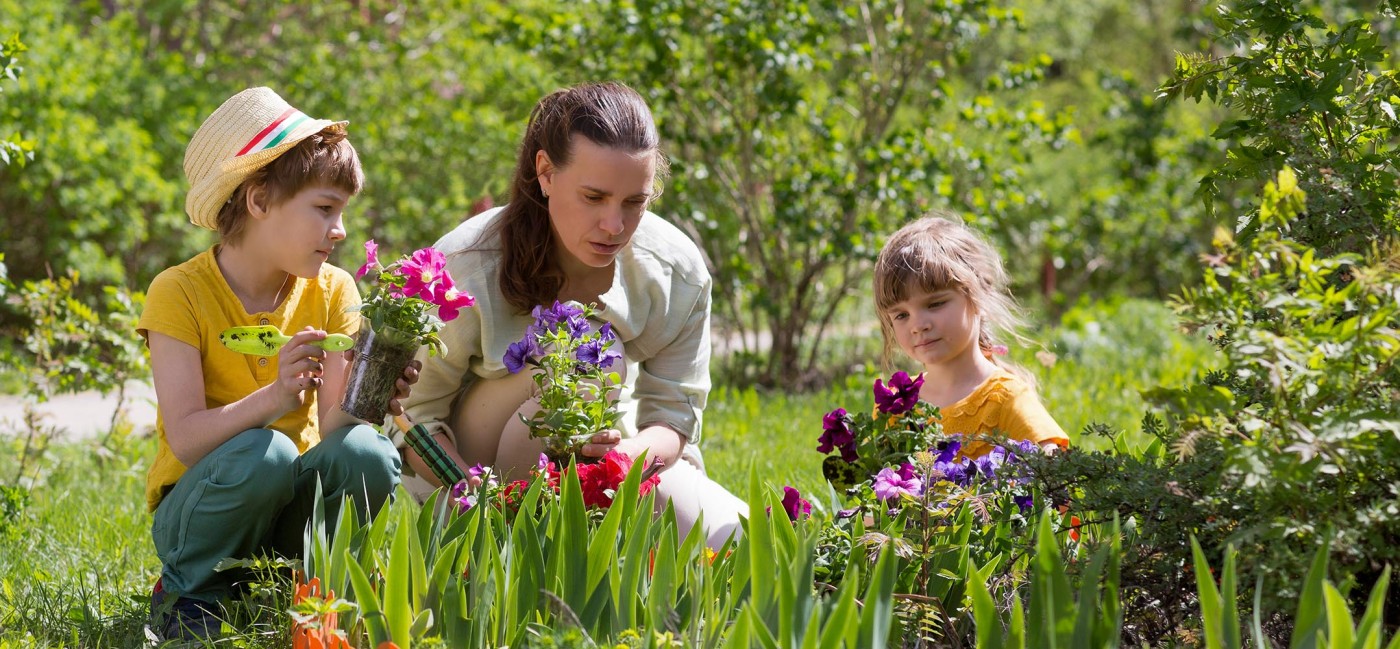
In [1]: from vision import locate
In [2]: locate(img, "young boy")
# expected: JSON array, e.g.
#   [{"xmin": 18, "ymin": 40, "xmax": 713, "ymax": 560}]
[{"xmin": 138, "ymin": 87, "xmax": 415, "ymax": 640}]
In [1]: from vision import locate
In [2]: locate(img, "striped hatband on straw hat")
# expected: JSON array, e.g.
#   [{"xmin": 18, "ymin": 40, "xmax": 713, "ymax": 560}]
[{"xmin": 183, "ymin": 87, "xmax": 347, "ymax": 230}]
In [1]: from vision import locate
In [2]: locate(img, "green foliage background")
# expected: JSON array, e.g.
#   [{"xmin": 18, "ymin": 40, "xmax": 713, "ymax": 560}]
[{"xmin": 1, "ymin": 0, "xmax": 1230, "ymax": 385}]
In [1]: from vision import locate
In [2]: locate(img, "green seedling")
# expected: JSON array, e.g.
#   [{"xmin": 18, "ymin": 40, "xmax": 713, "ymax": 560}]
[{"xmin": 219, "ymin": 325, "xmax": 356, "ymax": 357}]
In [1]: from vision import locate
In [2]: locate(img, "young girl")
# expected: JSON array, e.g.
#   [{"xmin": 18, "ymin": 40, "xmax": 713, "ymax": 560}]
[{"xmin": 874, "ymin": 215, "xmax": 1069, "ymax": 456}]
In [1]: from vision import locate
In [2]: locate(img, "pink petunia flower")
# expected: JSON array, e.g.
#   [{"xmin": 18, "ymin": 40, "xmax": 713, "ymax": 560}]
[
  {"xmin": 435, "ymin": 275, "xmax": 477, "ymax": 322},
  {"xmin": 872, "ymin": 466, "xmax": 924, "ymax": 502},
  {"xmin": 398, "ymin": 247, "xmax": 448, "ymax": 301},
  {"xmin": 356, "ymin": 239, "xmax": 380, "ymax": 279}
]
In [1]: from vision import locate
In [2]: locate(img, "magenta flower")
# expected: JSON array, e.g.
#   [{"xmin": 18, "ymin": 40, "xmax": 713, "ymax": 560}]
[
  {"xmin": 770, "ymin": 486, "xmax": 811, "ymax": 521},
  {"xmin": 872, "ymin": 465, "xmax": 924, "ymax": 502},
  {"xmin": 817, "ymin": 408, "xmax": 859, "ymax": 462},
  {"xmin": 355, "ymin": 239, "xmax": 380, "ymax": 279},
  {"xmin": 399, "ymin": 247, "xmax": 449, "ymax": 301},
  {"xmin": 873, "ymin": 371, "xmax": 924, "ymax": 415},
  {"xmin": 436, "ymin": 275, "xmax": 476, "ymax": 322}
]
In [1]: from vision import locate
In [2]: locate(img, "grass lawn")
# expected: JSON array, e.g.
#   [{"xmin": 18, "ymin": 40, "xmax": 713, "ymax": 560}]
[{"xmin": 0, "ymin": 298, "xmax": 1211, "ymax": 647}]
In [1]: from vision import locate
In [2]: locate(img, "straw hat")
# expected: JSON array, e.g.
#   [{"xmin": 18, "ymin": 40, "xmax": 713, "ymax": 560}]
[{"xmin": 183, "ymin": 87, "xmax": 347, "ymax": 230}]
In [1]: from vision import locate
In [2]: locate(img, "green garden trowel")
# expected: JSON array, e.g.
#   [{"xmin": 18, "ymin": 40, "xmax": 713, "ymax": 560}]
[{"xmin": 219, "ymin": 325, "xmax": 356, "ymax": 357}]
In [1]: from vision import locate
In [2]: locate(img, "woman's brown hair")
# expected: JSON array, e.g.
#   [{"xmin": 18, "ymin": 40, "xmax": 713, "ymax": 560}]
[{"xmin": 490, "ymin": 81, "xmax": 669, "ymax": 313}]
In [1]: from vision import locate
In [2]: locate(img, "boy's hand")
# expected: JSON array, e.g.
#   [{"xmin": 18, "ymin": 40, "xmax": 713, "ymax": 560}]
[
  {"xmin": 275, "ymin": 327, "xmax": 329, "ymax": 410},
  {"xmin": 387, "ymin": 359, "xmax": 422, "ymax": 416}
]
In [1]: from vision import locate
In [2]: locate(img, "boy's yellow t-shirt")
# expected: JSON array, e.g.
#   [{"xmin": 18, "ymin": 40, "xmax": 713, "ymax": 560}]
[
  {"xmin": 936, "ymin": 369, "xmax": 1070, "ymax": 457},
  {"xmin": 136, "ymin": 247, "xmax": 361, "ymax": 511}
]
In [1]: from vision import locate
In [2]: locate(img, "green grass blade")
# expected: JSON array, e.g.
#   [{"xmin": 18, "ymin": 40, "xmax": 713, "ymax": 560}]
[
  {"xmin": 1253, "ymin": 575, "xmax": 1269, "ymax": 649},
  {"xmin": 1354, "ymin": 566, "xmax": 1390, "ymax": 649},
  {"xmin": 746, "ymin": 470, "xmax": 777, "ymax": 619},
  {"xmin": 385, "ymin": 503, "xmax": 413, "ymax": 646},
  {"xmin": 857, "ymin": 547, "xmax": 895, "ymax": 649},
  {"xmin": 1323, "ymin": 583, "xmax": 1355, "ymax": 648},
  {"xmin": 1030, "ymin": 510, "xmax": 1073, "ymax": 647},
  {"xmin": 646, "ymin": 522, "xmax": 679, "ymax": 632},
  {"xmin": 346, "ymin": 552, "xmax": 390, "ymax": 647},
  {"xmin": 1070, "ymin": 538, "xmax": 1107, "ymax": 648},
  {"xmin": 304, "ymin": 478, "xmax": 329, "ymax": 585},
  {"xmin": 968, "ymin": 560, "xmax": 1003, "ymax": 649},
  {"xmin": 816, "ymin": 573, "xmax": 859, "ymax": 649},
  {"xmin": 1291, "ymin": 540, "xmax": 1332, "ymax": 649},
  {"xmin": 1009, "ymin": 590, "xmax": 1026, "ymax": 649},
  {"xmin": 1222, "ymin": 545, "xmax": 1241, "ymax": 649},
  {"xmin": 329, "ymin": 498, "xmax": 357, "ymax": 597},
  {"xmin": 1191, "ymin": 537, "xmax": 1223, "ymax": 649}
]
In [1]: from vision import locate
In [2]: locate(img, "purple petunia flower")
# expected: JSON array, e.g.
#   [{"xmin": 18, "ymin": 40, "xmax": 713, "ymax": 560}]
[
  {"xmin": 931, "ymin": 439, "xmax": 971, "ymax": 485},
  {"xmin": 598, "ymin": 322, "xmax": 616, "ymax": 342},
  {"xmin": 873, "ymin": 371, "xmax": 924, "ymax": 415},
  {"xmin": 576, "ymin": 338, "xmax": 622, "ymax": 369},
  {"xmin": 1014, "ymin": 494, "xmax": 1034, "ymax": 513},
  {"xmin": 872, "ymin": 466, "xmax": 924, "ymax": 502},
  {"xmin": 565, "ymin": 312, "xmax": 591, "ymax": 339},
  {"xmin": 972, "ymin": 446, "xmax": 1009, "ymax": 480},
  {"xmin": 504, "ymin": 336, "xmax": 539, "ymax": 374}
]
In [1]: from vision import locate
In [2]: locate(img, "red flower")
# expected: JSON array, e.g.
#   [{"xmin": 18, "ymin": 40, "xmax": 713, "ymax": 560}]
[{"xmin": 574, "ymin": 451, "xmax": 661, "ymax": 509}]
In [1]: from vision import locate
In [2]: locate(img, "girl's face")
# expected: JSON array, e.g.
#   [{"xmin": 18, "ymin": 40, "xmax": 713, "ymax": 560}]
[
  {"xmin": 884, "ymin": 286, "xmax": 982, "ymax": 370},
  {"xmin": 536, "ymin": 137, "xmax": 656, "ymax": 277}
]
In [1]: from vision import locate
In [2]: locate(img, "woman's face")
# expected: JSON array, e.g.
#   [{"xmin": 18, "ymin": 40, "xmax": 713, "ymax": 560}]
[{"xmin": 537, "ymin": 136, "xmax": 656, "ymax": 275}]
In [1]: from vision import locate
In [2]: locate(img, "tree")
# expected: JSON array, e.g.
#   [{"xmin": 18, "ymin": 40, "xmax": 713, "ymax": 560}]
[
  {"xmin": 491, "ymin": 0, "xmax": 1072, "ymax": 385},
  {"xmin": 1160, "ymin": 0, "xmax": 1400, "ymax": 253},
  {"xmin": 0, "ymin": 32, "xmax": 34, "ymax": 167}
]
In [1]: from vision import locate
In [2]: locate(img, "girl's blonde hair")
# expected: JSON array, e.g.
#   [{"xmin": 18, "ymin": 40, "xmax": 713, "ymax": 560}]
[{"xmin": 873, "ymin": 213, "xmax": 1036, "ymax": 386}]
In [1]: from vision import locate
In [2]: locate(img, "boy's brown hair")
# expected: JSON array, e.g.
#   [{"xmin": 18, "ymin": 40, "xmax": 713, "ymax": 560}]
[{"xmin": 215, "ymin": 128, "xmax": 364, "ymax": 244}]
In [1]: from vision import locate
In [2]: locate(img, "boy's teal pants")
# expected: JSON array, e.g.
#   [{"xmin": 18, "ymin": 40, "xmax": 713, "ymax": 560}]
[{"xmin": 152, "ymin": 424, "xmax": 400, "ymax": 602}]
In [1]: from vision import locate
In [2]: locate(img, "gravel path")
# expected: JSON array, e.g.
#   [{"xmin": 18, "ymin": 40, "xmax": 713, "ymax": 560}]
[{"xmin": 0, "ymin": 381, "xmax": 157, "ymax": 442}]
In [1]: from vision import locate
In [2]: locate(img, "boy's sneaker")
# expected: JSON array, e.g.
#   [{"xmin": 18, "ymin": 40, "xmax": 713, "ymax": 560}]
[{"xmin": 149, "ymin": 578, "xmax": 223, "ymax": 642}]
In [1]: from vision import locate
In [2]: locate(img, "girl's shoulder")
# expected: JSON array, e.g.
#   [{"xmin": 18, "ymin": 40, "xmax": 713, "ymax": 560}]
[{"xmin": 942, "ymin": 370, "xmax": 1023, "ymax": 420}]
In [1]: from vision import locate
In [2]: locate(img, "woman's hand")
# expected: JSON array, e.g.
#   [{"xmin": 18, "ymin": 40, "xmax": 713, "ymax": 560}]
[
  {"xmin": 275, "ymin": 327, "xmax": 329, "ymax": 412},
  {"xmin": 580, "ymin": 429, "xmax": 622, "ymax": 458}
]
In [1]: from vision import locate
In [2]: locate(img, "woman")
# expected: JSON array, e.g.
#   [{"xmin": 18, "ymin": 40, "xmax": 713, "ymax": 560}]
[{"xmin": 401, "ymin": 81, "xmax": 746, "ymax": 548}]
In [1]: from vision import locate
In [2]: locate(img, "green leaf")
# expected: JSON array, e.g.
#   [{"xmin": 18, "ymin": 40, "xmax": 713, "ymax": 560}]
[
  {"xmin": 969, "ymin": 560, "xmax": 1004, "ymax": 648},
  {"xmin": 857, "ymin": 546, "xmax": 895, "ymax": 649},
  {"xmin": 1291, "ymin": 540, "xmax": 1332, "ymax": 649},
  {"xmin": 1353, "ymin": 566, "xmax": 1390, "ymax": 649},
  {"xmin": 1192, "ymin": 537, "xmax": 1223, "ymax": 649},
  {"xmin": 385, "ymin": 503, "xmax": 414, "ymax": 646},
  {"xmin": 346, "ymin": 553, "xmax": 390, "ymax": 647},
  {"xmin": 1323, "ymin": 583, "xmax": 1355, "ymax": 647}
]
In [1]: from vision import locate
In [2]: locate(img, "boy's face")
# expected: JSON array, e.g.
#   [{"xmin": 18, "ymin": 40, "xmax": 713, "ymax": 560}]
[{"xmin": 247, "ymin": 183, "xmax": 350, "ymax": 278}]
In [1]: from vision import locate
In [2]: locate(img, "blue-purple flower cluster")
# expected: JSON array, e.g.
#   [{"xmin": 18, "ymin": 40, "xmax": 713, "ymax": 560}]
[
  {"xmin": 862, "ymin": 437, "xmax": 1041, "ymax": 514},
  {"xmin": 505, "ymin": 301, "xmax": 621, "ymax": 374}
]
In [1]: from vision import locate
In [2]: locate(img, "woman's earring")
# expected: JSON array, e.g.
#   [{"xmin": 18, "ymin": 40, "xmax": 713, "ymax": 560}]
[{"xmin": 541, "ymin": 187, "xmax": 549, "ymax": 198}]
